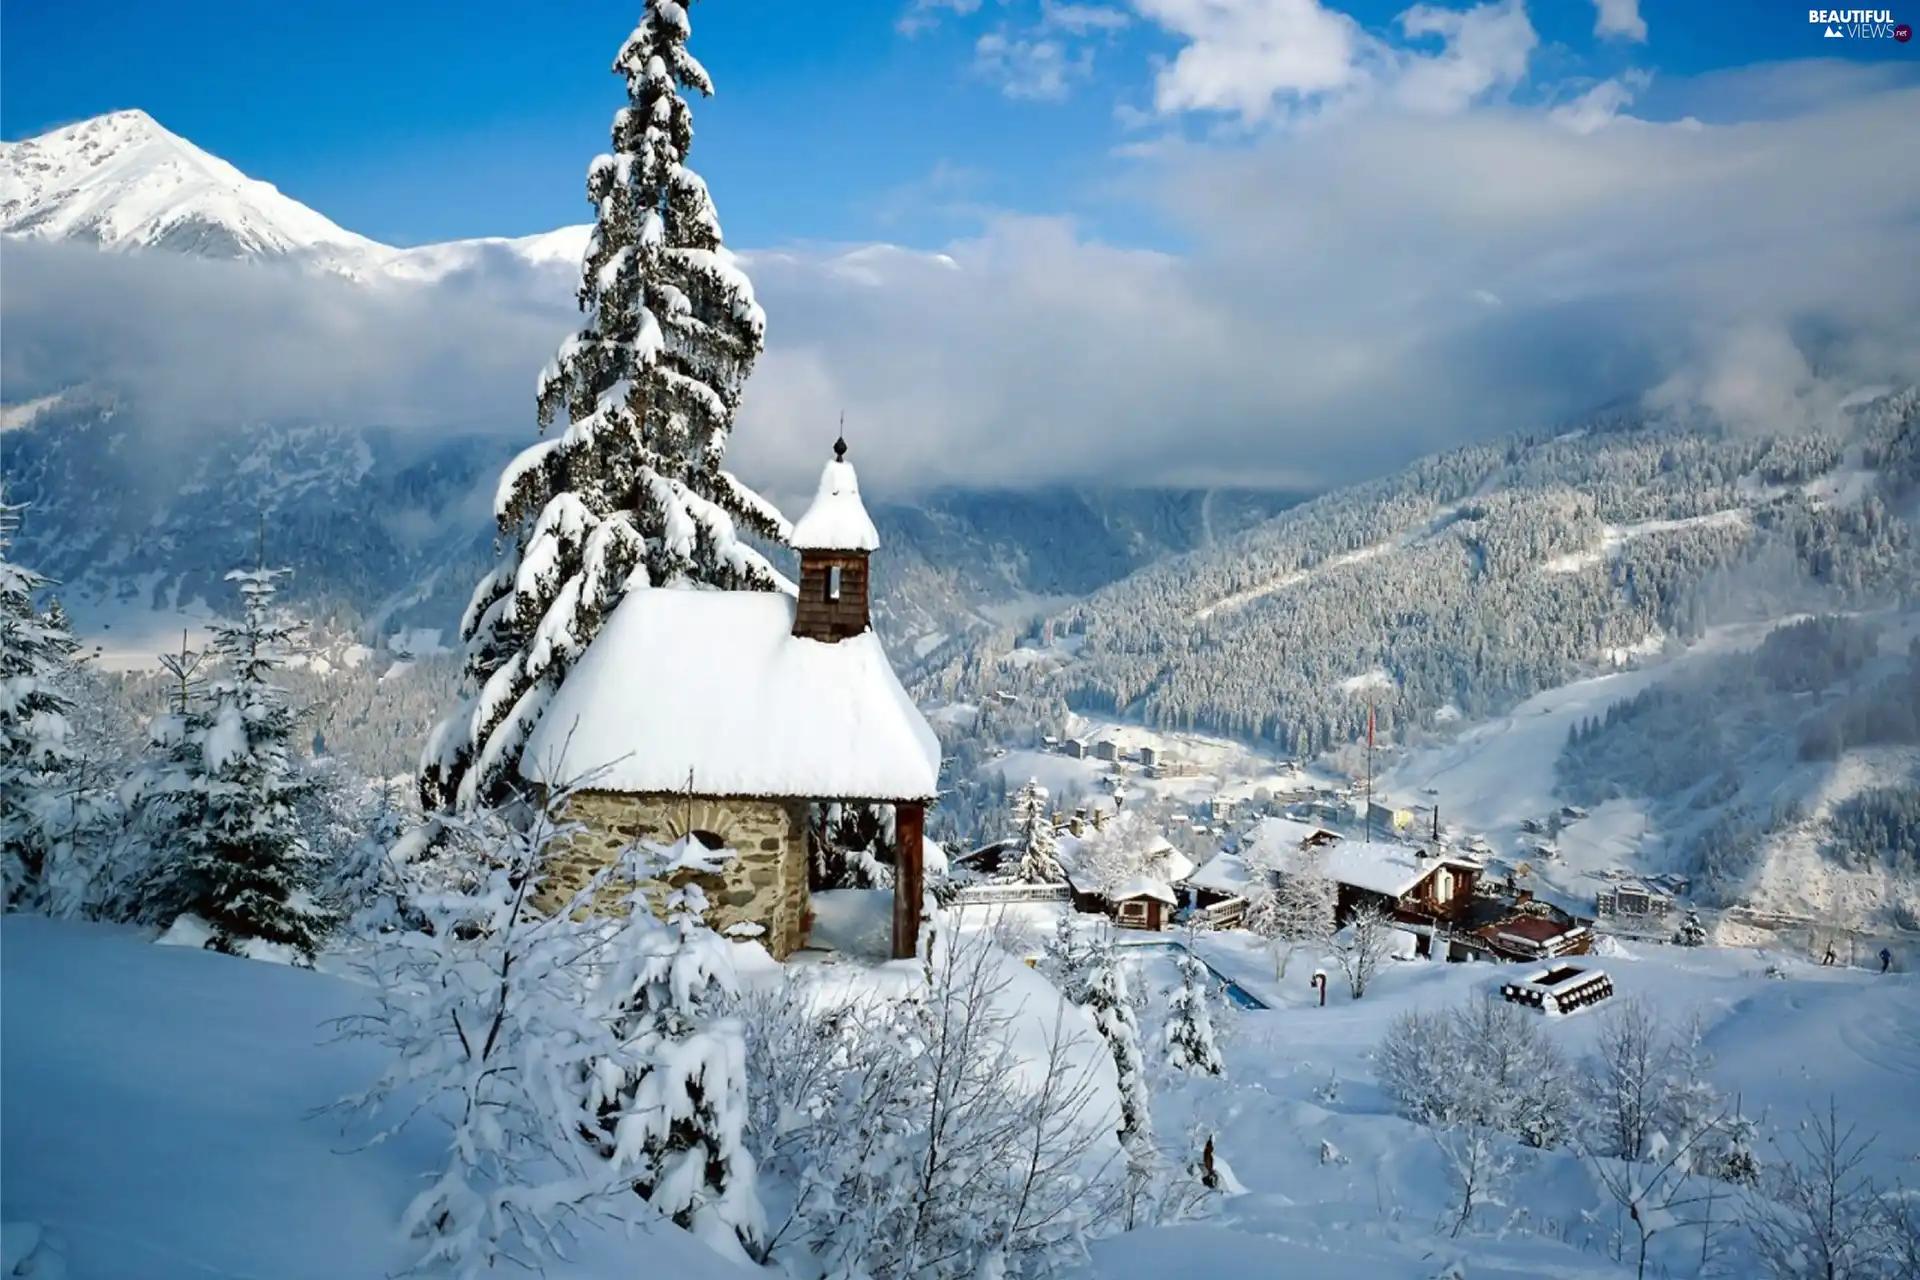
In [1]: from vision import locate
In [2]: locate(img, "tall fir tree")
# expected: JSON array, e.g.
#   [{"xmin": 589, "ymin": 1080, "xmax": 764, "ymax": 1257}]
[
  {"xmin": 1080, "ymin": 928, "xmax": 1152, "ymax": 1143},
  {"xmin": 0, "ymin": 495, "xmax": 85, "ymax": 912},
  {"xmin": 421, "ymin": 0, "xmax": 789, "ymax": 817},
  {"xmin": 134, "ymin": 567, "xmax": 331, "ymax": 961},
  {"xmin": 1009, "ymin": 777, "xmax": 1063, "ymax": 884}
]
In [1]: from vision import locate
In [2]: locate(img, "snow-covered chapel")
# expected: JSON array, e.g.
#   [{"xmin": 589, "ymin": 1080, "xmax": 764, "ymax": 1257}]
[{"xmin": 518, "ymin": 439, "xmax": 942, "ymax": 960}]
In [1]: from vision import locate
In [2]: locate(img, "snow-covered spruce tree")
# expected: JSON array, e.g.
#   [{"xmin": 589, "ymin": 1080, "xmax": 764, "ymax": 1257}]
[
  {"xmin": 1673, "ymin": 906, "xmax": 1707, "ymax": 946},
  {"xmin": 1081, "ymin": 928, "xmax": 1152, "ymax": 1143},
  {"xmin": 134, "ymin": 568, "xmax": 331, "ymax": 961},
  {"xmin": 1040, "ymin": 906, "xmax": 1094, "ymax": 1001},
  {"xmin": 584, "ymin": 838, "xmax": 763, "ymax": 1260},
  {"xmin": 1009, "ymin": 777, "xmax": 1063, "ymax": 884},
  {"xmin": 1162, "ymin": 933, "xmax": 1224, "ymax": 1078},
  {"xmin": 0, "ymin": 496, "xmax": 88, "ymax": 914},
  {"xmin": 419, "ymin": 0, "xmax": 789, "ymax": 817}
]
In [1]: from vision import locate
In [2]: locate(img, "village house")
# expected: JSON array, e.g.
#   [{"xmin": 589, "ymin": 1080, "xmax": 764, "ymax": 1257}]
[{"xmin": 518, "ymin": 438, "xmax": 942, "ymax": 961}]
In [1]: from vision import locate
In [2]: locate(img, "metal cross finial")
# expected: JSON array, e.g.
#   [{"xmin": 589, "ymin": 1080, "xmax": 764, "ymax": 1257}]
[{"xmin": 834, "ymin": 412, "xmax": 848, "ymax": 462}]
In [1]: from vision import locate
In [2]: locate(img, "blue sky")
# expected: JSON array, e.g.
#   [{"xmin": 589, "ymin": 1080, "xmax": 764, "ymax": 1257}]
[{"xmin": 4, "ymin": 0, "xmax": 1913, "ymax": 249}]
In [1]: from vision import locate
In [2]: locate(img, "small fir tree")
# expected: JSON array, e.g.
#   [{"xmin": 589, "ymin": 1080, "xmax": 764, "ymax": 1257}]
[
  {"xmin": 420, "ymin": 0, "xmax": 789, "ymax": 817},
  {"xmin": 1009, "ymin": 777, "xmax": 1063, "ymax": 884},
  {"xmin": 1673, "ymin": 906, "xmax": 1707, "ymax": 947},
  {"xmin": 584, "ymin": 837, "xmax": 764, "ymax": 1260},
  {"xmin": 135, "ymin": 567, "xmax": 331, "ymax": 961},
  {"xmin": 1162, "ymin": 933, "xmax": 1225, "ymax": 1077}
]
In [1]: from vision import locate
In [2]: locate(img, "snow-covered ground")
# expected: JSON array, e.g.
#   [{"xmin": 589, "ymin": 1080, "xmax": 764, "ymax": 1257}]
[{"xmin": 9, "ymin": 913, "xmax": 1916, "ymax": 1279}]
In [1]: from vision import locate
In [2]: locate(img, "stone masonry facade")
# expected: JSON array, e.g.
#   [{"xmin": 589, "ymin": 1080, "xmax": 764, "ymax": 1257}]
[{"xmin": 536, "ymin": 789, "xmax": 812, "ymax": 960}]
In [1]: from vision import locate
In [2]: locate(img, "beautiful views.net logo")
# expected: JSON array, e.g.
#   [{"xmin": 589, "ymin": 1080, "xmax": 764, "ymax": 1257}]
[{"xmin": 1809, "ymin": 8, "xmax": 1911, "ymax": 38}]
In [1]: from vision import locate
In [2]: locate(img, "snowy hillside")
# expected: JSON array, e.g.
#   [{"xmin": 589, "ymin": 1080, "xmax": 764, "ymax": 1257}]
[
  {"xmin": 0, "ymin": 110, "xmax": 383, "ymax": 268},
  {"xmin": 7, "ymin": 911, "xmax": 1918, "ymax": 1279},
  {"xmin": 924, "ymin": 391, "xmax": 1920, "ymax": 758}
]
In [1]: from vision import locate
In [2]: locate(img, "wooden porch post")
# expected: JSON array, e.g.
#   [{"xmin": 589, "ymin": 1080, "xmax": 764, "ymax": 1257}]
[{"xmin": 892, "ymin": 801, "xmax": 926, "ymax": 960}]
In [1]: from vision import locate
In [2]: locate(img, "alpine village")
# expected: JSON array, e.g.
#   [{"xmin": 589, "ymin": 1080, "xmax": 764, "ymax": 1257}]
[{"xmin": 3, "ymin": 2, "xmax": 1919, "ymax": 1279}]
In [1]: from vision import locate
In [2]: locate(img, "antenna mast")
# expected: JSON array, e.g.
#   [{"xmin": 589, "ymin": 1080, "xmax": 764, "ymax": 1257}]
[{"xmin": 1365, "ymin": 701, "xmax": 1375, "ymax": 843}]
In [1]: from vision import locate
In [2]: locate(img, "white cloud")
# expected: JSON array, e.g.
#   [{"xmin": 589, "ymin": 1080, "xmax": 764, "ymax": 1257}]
[
  {"xmin": 975, "ymin": 31, "xmax": 1092, "ymax": 100},
  {"xmin": 7, "ymin": 66, "xmax": 1916, "ymax": 504},
  {"xmin": 1133, "ymin": 0, "xmax": 1372, "ymax": 120},
  {"xmin": 898, "ymin": 0, "xmax": 984, "ymax": 37},
  {"xmin": 1131, "ymin": 0, "xmax": 1543, "ymax": 123},
  {"xmin": 1592, "ymin": 0, "xmax": 1647, "ymax": 42},
  {"xmin": 1548, "ymin": 74, "xmax": 1643, "ymax": 134},
  {"xmin": 1390, "ymin": 1, "xmax": 1537, "ymax": 115}
]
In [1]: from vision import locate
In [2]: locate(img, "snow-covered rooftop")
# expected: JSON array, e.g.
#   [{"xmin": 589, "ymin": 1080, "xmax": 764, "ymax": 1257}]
[
  {"xmin": 520, "ymin": 589, "xmax": 940, "ymax": 800},
  {"xmin": 1185, "ymin": 852, "xmax": 1257, "ymax": 897},
  {"xmin": 1112, "ymin": 875, "xmax": 1177, "ymax": 905},
  {"xmin": 789, "ymin": 444, "xmax": 880, "ymax": 553},
  {"xmin": 1239, "ymin": 816, "xmax": 1342, "ymax": 863},
  {"xmin": 1317, "ymin": 841, "xmax": 1479, "ymax": 900}
]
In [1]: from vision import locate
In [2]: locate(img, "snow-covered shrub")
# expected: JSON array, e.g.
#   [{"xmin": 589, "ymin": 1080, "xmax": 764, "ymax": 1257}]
[
  {"xmin": 1080, "ymin": 927, "xmax": 1152, "ymax": 1142},
  {"xmin": 1581, "ymin": 999, "xmax": 1737, "ymax": 1167},
  {"xmin": 582, "ymin": 839, "xmax": 763, "ymax": 1260},
  {"xmin": 747, "ymin": 922, "xmax": 1117, "ymax": 1278},
  {"xmin": 1332, "ymin": 903, "xmax": 1395, "ymax": 998},
  {"xmin": 1376, "ymin": 995, "xmax": 1576, "ymax": 1149},
  {"xmin": 1749, "ymin": 1099, "xmax": 1898, "ymax": 1280},
  {"xmin": 1240, "ymin": 842, "xmax": 1338, "ymax": 979},
  {"xmin": 333, "ymin": 799, "xmax": 647, "ymax": 1276},
  {"xmin": 1673, "ymin": 907, "xmax": 1708, "ymax": 947}
]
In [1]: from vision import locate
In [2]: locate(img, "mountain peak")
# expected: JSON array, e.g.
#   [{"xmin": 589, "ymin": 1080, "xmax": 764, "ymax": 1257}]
[{"xmin": 0, "ymin": 108, "xmax": 382, "ymax": 261}]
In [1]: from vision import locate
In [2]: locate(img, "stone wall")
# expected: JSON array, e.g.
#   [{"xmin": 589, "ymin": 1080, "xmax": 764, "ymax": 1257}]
[{"xmin": 537, "ymin": 789, "xmax": 812, "ymax": 960}]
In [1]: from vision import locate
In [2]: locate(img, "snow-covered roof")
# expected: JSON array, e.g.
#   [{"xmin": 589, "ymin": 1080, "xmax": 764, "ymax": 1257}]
[
  {"xmin": 520, "ymin": 589, "xmax": 940, "ymax": 800},
  {"xmin": 1239, "ymin": 816, "xmax": 1342, "ymax": 863},
  {"xmin": 1111, "ymin": 875, "xmax": 1177, "ymax": 905},
  {"xmin": 1317, "ymin": 841, "xmax": 1478, "ymax": 900},
  {"xmin": 1152, "ymin": 843, "xmax": 1197, "ymax": 886},
  {"xmin": 1185, "ymin": 852, "xmax": 1257, "ymax": 897},
  {"xmin": 790, "ymin": 446, "xmax": 880, "ymax": 553}
]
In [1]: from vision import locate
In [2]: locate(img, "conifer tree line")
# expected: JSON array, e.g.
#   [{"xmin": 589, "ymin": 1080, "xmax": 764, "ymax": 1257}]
[
  {"xmin": 914, "ymin": 390, "xmax": 1920, "ymax": 760},
  {"xmin": 0, "ymin": 492, "xmax": 364, "ymax": 961}
]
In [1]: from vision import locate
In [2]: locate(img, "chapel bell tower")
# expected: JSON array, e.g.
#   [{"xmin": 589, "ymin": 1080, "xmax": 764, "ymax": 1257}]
[{"xmin": 789, "ymin": 435, "xmax": 879, "ymax": 643}]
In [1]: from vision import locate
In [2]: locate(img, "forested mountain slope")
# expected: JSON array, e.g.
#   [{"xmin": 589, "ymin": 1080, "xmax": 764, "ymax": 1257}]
[{"xmin": 917, "ymin": 391, "xmax": 1920, "ymax": 757}]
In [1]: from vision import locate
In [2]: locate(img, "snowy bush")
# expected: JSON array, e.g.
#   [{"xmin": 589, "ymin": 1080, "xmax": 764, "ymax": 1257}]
[
  {"xmin": 1240, "ymin": 843, "xmax": 1337, "ymax": 979},
  {"xmin": 1331, "ymin": 904, "xmax": 1395, "ymax": 998},
  {"xmin": 333, "ymin": 800, "xmax": 648, "ymax": 1276},
  {"xmin": 582, "ymin": 841, "xmax": 763, "ymax": 1260},
  {"xmin": 734, "ymin": 923, "xmax": 1120, "ymax": 1278},
  {"xmin": 1376, "ymin": 995, "xmax": 1577, "ymax": 1149}
]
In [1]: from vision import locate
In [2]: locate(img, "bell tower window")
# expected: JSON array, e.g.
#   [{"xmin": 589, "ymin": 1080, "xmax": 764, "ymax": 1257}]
[{"xmin": 828, "ymin": 564, "xmax": 843, "ymax": 601}]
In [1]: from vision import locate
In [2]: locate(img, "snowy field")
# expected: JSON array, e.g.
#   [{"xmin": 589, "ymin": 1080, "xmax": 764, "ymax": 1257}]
[{"xmin": 8, "ymin": 911, "xmax": 1917, "ymax": 1279}]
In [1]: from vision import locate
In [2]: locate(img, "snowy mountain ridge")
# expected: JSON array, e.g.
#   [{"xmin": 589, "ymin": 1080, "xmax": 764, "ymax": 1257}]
[
  {"xmin": 0, "ymin": 109, "xmax": 593, "ymax": 282},
  {"xmin": 0, "ymin": 110, "xmax": 383, "ymax": 266}
]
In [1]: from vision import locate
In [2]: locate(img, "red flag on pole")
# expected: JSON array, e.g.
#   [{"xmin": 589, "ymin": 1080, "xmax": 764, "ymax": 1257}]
[{"xmin": 1368, "ymin": 703, "xmax": 1375, "ymax": 748}]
